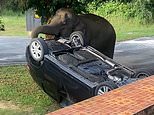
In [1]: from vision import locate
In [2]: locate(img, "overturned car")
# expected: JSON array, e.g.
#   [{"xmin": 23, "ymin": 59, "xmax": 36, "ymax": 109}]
[{"xmin": 26, "ymin": 31, "xmax": 149, "ymax": 106}]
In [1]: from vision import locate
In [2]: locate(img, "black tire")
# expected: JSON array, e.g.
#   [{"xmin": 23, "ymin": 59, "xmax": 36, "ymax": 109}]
[
  {"xmin": 94, "ymin": 81, "xmax": 118, "ymax": 95},
  {"xmin": 133, "ymin": 70, "xmax": 150, "ymax": 79},
  {"xmin": 29, "ymin": 38, "xmax": 48, "ymax": 62}
]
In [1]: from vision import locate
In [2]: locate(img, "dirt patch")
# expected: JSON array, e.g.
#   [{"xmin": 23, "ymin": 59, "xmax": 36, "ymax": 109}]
[
  {"xmin": 0, "ymin": 101, "xmax": 33, "ymax": 112},
  {"xmin": 0, "ymin": 101, "xmax": 19, "ymax": 110}
]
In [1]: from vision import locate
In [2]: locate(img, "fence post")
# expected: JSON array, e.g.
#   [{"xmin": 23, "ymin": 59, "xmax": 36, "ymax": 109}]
[{"xmin": 26, "ymin": 9, "xmax": 41, "ymax": 37}]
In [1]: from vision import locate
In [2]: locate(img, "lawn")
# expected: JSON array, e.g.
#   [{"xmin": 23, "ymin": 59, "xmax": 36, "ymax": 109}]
[
  {"xmin": 0, "ymin": 108, "xmax": 31, "ymax": 115},
  {"xmin": 0, "ymin": 15, "xmax": 154, "ymax": 41},
  {"xmin": 0, "ymin": 65, "xmax": 60, "ymax": 115},
  {"xmin": 108, "ymin": 17, "xmax": 154, "ymax": 41},
  {"xmin": 0, "ymin": 15, "xmax": 27, "ymax": 36}
]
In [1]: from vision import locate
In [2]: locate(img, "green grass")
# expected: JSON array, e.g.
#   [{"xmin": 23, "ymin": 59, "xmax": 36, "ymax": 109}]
[
  {"xmin": 0, "ymin": 15, "xmax": 27, "ymax": 36},
  {"xmin": 0, "ymin": 65, "xmax": 60, "ymax": 115},
  {"xmin": 108, "ymin": 17, "xmax": 154, "ymax": 41},
  {"xmin": 0, "ymin": 14, "xmax": 154, "ymax": 41}
]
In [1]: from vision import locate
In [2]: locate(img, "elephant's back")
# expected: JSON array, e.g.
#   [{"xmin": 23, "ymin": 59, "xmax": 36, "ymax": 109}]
[
  {"xmin": 80, "ymin": 14, "xmax": 111, "ymax": 26},
  {"xmin": 80, "ymin": 14, "xmax": 115, "ymax": 33},
  {"xmin": 79, "ymin": 14, "xmax": 116, "ymax": 39},
  {"xmin": 80, "ymin": 14, "xmax": 106, "ymax": 22}
]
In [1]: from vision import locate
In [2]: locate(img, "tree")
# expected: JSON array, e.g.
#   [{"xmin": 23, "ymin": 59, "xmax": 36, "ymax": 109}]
[{"xmin": 20, "ymin": 0, "xmax": 94, "ymax": 23}]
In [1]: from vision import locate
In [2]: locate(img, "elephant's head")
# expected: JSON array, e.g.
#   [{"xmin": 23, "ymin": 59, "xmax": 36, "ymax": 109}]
[{"xmin": 31, "ymin": 8, "xmax": 84, "ymax": 38}]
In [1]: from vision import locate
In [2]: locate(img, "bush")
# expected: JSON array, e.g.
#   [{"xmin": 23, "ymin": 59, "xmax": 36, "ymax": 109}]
[
  {"xmin": 87, "ymin": 0, "xmax": 154, "ymax": 24},
  {"xmin": 1, "ymin": 0, "xmax": 22, "ymax": 12},
  {"xmin": 0, "ymin": 0, "xmax": 24, "ymax": 16},
  {"xmin": 0, "ymin": 17, "xmax": 5, "ymax": 31}
]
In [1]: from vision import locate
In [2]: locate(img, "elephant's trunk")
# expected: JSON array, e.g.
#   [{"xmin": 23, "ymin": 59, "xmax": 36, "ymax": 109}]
[{"xmin": 31, "ymin": 24, "xmax": 60, "ymax": 38}]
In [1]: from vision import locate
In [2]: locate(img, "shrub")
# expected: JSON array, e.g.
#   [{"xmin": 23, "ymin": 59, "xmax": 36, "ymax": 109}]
[
  {"xmin": 0, "ymin": 17, "xmax": 5, "ymax": 31},
  {"xmin": 87, "ymin": 0, "xmax": 154, "ymax": 24},
  {"xmin": 132, "ymin": 0, "xmax": 153, "ymax": 24}
]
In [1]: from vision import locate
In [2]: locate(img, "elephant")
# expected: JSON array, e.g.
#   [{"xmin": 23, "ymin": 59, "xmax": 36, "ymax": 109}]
[
  {"xmin": 45, "ymin": 17, "xmax": 56, "ymax": 39},
  {"xmin": 31, "ymin": 8, "xmax": 116, "ymax": 58}
]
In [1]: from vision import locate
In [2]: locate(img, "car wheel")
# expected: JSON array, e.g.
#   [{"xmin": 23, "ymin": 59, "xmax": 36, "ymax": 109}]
[
  {"xmin": 69, "ymin": 31, "xmax": 84, "ymax": 47},
  {"xmin": 95, "ymin": 81, "xmax": 118, "ymax": 95},
  {"xmin": 29, "ymin": 38, "xmax": 48, "ymax": 62},
  {"xmin": 133, "ymin": 70, "xmax": 150, "ymax": 79}
]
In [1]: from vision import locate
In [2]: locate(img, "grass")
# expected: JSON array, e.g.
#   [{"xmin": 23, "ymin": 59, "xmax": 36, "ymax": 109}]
[
  {"xmin": 0, "ymin": 65, "xmax": 60, "ymax": 115},
  {"xmin": 0, "ymin": 108, "xmax": 31, "ymax": 115},
  {"xmin": 0, "ymin": 15, "xmax": 27, "ymax": 36},
  {"xmin": 108, "ymin": 17, "xmax": 154, "ymax": 41},
  {"xmin": 0, "ymin": 13, "xmax": 154, "ymax": 41}
]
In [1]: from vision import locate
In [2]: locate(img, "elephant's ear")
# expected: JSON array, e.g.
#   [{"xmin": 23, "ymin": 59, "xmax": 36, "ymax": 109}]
[
  {"xmin": 62, "ymin": 13, "xmax": 69, "ymax": 25},
  {"xmin": 64, "ymin": 10, "xmax": 76, "ymax": 25},
  {"xmin": 73, "ymin": 19, "xmax": 86, "ymax": 34}
]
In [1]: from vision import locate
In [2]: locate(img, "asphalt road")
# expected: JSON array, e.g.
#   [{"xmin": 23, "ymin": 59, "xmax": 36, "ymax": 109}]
[
  {"xmin": 114, "ymin": 37, "xmax": 154, "ymax": 75},
  {"xmin": 0, "ymin": 36, "xmax": 30, "ymax": 66},
  {"xmin": 0, "ymin": 36, "xmax": 154, "ymax": 74}
]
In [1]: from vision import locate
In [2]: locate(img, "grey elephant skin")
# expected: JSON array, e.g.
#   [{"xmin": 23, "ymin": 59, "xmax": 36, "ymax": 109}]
[{"xmin": 31, "ymin": 8, "xmax": 116, "ymax": 58}]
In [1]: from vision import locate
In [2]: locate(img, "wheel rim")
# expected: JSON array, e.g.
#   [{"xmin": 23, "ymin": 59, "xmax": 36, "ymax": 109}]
[
  {"xmin": 70, "ymin": 31, "xmax": 84, "ymax": 47},
  {"xmin": 72, "ymin": 35, "xmax": 82, "ymax": 47},
  {"xmin": 97, "ymin": 86, "xmax": 111, "ymax": 95},
  {"xmin": 30, "ymin": 41, "xmax": 43, "ymax": 61},
  {"xmin": 136, "ymin": 72, "xmax": 149, "ymax": 78}
]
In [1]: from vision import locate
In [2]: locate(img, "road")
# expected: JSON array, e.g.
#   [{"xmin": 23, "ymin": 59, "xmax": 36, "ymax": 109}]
[
  {"xmin": 0, "ymin": 36, "xmax": 30, "ymax": 66},
  {"xmin": 0, "ymin": 36, "xmax": 154, "ymax": 74},
  {"xmin": 114, "ymin": 37, "xmax": 154, "ymax": 75}
]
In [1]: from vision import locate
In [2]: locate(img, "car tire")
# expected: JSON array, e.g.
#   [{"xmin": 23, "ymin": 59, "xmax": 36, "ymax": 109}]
[
  {"xmin": 69, "ymin": 31, "xmax": 84, "ymax": 47},
  {"xmin": 29, "ymin": 38, "xmax": 48, "ymax": 62},
  {"xmin": 133, "ymin": 70, "xmax": 150, "ymax": 79},
  {"xmin": 94, "ymin": 81, "xmax": 118, "ymax": 95}
]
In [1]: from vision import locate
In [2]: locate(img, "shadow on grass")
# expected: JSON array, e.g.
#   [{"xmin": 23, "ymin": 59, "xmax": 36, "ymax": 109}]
[{"xmin": 0, "ymin": 65, "xmax": 60, "ymax": 114}]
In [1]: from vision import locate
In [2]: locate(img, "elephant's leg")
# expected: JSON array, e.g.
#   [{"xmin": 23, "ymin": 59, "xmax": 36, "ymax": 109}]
[
  {"xmin": 102, "ymin": 41, "xmax": 115, "ymax": 59},
  {"xmin": 90, "ymin": 39, "xmax": 115, "ymax": 59},
  {"xmin": 102, "ymin": 46, "xmax": 115, "ymax": 59}
]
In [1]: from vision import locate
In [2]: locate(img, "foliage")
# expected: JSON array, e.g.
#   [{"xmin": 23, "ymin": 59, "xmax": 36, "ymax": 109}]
[
  {"xmin": 18, "ymin": 0, "xmax": 94, "ymax": 23},
  {"xmin": 0, "ymin": 2, "xmax": 5, "ymax": 31},
  {"xmin": 0, "ymin": 0, "xmax": 23, "ymax": 14},
  {"xmin": 133, "ymin": 0, "xmax": 153, "ymax": 24},
  {"xmin": 1, "ymin": 0, "xmax": 154, "ymax": 24},
  {"xmin": 0, "ymin": 17, "xmax": 5, "ymax": 31},
  {"xmin": 87, "ymin": 0, "xmax": 154, "ymax": 24}
]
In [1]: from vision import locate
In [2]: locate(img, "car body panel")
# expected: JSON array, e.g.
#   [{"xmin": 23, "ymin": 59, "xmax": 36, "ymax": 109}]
[{"xmin": 26, "ymin": 37, "xmax": 148, "ymax": 105}]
